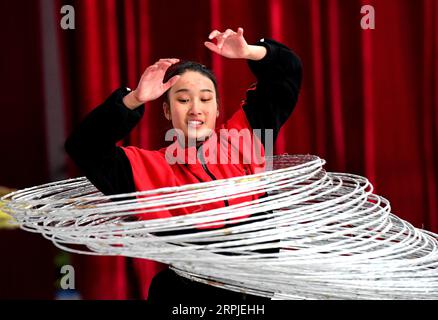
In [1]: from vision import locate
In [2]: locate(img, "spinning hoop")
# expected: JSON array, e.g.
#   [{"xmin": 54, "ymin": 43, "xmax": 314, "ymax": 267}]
[{"xmin": 3, "ymin": 155, "xmax": 437, "ymax": 299}]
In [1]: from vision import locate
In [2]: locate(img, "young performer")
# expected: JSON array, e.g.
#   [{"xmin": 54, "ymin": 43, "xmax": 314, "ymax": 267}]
[{"xmin": 65, "ymin": 27, "xmax": 302, "ymax": 301}]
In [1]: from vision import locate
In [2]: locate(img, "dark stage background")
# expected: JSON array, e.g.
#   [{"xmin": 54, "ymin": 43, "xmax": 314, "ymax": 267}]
[{"xmin": 0, "ymin": 0, "xmax": 436, "ymax": 299}]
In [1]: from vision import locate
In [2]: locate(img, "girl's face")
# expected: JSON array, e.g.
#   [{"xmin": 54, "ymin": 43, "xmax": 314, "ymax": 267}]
[{"xmin": 163, "ymin": 71, "xmax": 219, "ymax": 142}]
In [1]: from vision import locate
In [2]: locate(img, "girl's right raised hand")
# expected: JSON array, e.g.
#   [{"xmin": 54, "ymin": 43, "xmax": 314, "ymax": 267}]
[{"xmin": 123, "ymin": 58, "xmax": 181, "ymax": 109}]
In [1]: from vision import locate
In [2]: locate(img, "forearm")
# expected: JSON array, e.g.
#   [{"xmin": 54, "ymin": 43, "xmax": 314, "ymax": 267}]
[
  {"xmin": 122, "ymin": 90, "xmax": 144, "ymax": 110},
  {"xmin": 245, "ymin": 45, "xmax": 267, "ymax": 61},
  {"xmin": 248, "ymin": 39, "xmax": 302, "ymax": 80},
  {"xmin": 65, "ymin": 87, "xmax": 144, "ymax": 170},
  {"xmin": 243, "ymin": 39, "xmax": 303, "ymax": 142}
]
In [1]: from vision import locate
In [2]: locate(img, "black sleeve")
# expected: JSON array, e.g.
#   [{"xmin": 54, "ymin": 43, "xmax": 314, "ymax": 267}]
[
  {"xmin": 242, "ymin": 38, "xmax": 303, "ymax": 145},
  {"xmin": 65, "ymin": 87, "xmax": 144, "ymax": 195}
]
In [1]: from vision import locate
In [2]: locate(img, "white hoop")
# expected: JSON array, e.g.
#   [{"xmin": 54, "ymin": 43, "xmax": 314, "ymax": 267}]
[{"xmin": 2, "ymin": 155, "xmax": 437, "ymax": 299}]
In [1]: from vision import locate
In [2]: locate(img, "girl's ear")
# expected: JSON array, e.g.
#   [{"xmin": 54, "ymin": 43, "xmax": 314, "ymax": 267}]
[
  {"xmin": 163, "ymin": 102, "xmax": 171, "ymax": 121},
  {"xmin": 216, "ymin": 109, "xmax": 220, "ymax": 118}
]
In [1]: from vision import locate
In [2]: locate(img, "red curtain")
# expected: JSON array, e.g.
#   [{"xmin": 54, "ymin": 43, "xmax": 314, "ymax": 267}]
[
  {"xmin": 50, "ymin": 0, "xmax": 438, "ymax": 299},
  {"xmin": 0, "ymin": 0, "xmax": 54, "ymax": 299}
]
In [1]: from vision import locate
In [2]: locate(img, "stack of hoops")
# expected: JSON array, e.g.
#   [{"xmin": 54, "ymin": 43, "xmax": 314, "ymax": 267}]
[{"xmin": 3, "ymin": 155, "xmax": 438, "ymax": 299}]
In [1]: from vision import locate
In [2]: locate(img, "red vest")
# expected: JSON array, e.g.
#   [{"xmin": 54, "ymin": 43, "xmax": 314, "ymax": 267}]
[
  {"xmin": 121, "ymin": 108, "xmax": 266, "ymax": 298},
  {"xmin": 122, "ymin": 108, "xmax": 266, "ymax": 223}
]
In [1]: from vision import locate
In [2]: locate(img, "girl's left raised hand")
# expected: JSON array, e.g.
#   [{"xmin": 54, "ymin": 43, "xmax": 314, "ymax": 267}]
[
  {"xmin": 204, "ymin": 27, "xmax": 250, "ymax": 59},
  {"xmin": 204, "ymin": 27, "xmax": 267, "ymax": 61}
]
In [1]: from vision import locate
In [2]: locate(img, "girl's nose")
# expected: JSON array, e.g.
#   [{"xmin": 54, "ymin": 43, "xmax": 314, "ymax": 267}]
[{"xmin": 188, "ymin": 100, "xmax": 202, "ymax": 114}]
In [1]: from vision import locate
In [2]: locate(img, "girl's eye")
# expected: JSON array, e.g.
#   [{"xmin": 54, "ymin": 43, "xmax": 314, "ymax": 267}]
[
  {"xmin": 178, "ymin": 99, "xmax": 189, "ymax": 103},
  {"xmin": 201, "ymin": 98, "xmax": 212, "ymax": 102}
]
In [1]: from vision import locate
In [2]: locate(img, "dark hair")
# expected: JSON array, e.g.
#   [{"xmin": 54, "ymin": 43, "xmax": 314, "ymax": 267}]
[{"xmin": 162, "ymin": 61, "xmax": 219, "ymax": 105}]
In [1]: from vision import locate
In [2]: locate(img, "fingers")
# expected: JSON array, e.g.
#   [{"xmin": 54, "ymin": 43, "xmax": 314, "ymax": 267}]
[
  {"xmin": 158, "ymin": 58, "xmax": 180, "ymax": 64},
  {"xmin": 209, "ymin": 28, "xmax": 237, "ymax": 39},
  {"xmin": 217, "ymin": 29, "xmax": 235, "ymax": 49},
  {"xmin": 145, "ymin": 58, "xmax": 179, "ymax": 75},
  {"xmin": 155, "ymin": 58, "xmax": 179, "ymax": 68},
  {"xmin": 155, "ymin": 61, "xmax": 172, "ymax": 70},
  {"xmin": 208, "ymin": 28, "xmax": 243, "ymax": 49},
  {"xmin": 163, "ymin": 75, "xmax": 181, "ymax": 90},
  {"xmin": 204, "ymin": 41, "xmax": 221, "ymax": 54},
  {"xmin": 225, "ymin": 28, "xmax": 235, "ymax": 36},
  {"xmin": 208, "ymin": 30, "xmax": 221, "ymax": 40}
]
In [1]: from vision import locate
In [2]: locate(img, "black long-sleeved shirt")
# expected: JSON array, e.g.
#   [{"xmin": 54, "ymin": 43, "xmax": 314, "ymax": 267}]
[{"xmin": 65, "ymin": 38, "xmax": 302, "ymax": 196}]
